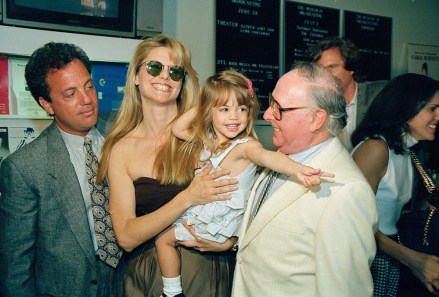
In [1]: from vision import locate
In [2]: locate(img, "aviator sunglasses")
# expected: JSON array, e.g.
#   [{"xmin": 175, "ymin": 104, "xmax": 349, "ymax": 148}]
[{"xmin": 138, "ymin": 60, "xmax": 186, "ymax": 81}]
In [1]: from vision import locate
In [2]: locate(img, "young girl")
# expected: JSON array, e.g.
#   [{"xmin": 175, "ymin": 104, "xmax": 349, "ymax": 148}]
[{"xmin": 155, "ymin": 69, "xmax": 334, "ymax": 297}]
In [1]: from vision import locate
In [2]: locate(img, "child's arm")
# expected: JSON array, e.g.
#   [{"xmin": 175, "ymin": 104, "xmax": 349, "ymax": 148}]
[
  {"xmin": 243, "ymin": 140, "xmax": 335, "ymax": 187},
  {"xmin": 172, "ymin": 107, "xmax": 198, "ymax": 140}
]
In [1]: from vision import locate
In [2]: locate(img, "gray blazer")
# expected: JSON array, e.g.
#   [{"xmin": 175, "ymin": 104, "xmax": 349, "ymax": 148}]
[
  {"xmin": 0, "ymin": 113, "xmax": 117, "ymax": 297},
  {"xmin": 356, "ymin": 80, "xmax": 388, "ymax": 126}
]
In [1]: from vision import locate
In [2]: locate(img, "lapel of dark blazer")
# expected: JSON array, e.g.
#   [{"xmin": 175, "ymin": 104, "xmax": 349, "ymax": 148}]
[{"xmin": 45, "ymin": 123, "xmax": 96, "ymax": 266}]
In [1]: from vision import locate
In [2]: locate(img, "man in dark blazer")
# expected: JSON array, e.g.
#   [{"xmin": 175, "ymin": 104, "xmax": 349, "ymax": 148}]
[
  {"xmin": 0, "ymin": 42, "xmax": 123, "ymax": 296},
  {"xmin": 307, "ymin": 36, "xmax": 387, "ymax": 150}
]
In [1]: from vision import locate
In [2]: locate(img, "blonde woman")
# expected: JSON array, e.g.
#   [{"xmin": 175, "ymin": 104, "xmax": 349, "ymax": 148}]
[{"xmin": 97, "ymin": 35, "xmax": 238, "ymax": 297}]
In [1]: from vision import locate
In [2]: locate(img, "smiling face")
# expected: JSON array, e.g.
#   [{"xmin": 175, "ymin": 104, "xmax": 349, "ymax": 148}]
[
  {"xmin": 135, "ymin": 46, "xmax": 183, "ymax": 107},
  {"xmin": 212, "ymin": 94, "xmax": 249, "ymax": 144},
  {"xmin": 408, "ymin": 91, "xmax": 439, "ymax": 141},
  {"xmin": 39, "ymin": 59, "xmax": 98, "ymax": 136}
]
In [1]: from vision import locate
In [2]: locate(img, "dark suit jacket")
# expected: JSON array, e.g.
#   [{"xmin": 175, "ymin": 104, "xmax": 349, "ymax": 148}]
[{"xmin": 0, "ymin": 113, "xmax": 117, "ymax": 297}]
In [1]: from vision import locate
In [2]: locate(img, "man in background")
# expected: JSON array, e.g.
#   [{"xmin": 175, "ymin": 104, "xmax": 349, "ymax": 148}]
[
  {"xmin": 0, "ymin": 42, "xmax": 122, "ymax": 297},
  {"xmin": 307, "ymin": 36, "xmax": 387, "ymax": 150}
]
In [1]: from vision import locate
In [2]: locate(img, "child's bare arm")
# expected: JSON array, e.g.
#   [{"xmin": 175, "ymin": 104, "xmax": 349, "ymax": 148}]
[
  {"xmin": 172, "ymin": 107, "xmax": 198, "ymax": 140},
  {"xmin": 243, "ymin": 140, "xmax": 334, "ymax": 187}
]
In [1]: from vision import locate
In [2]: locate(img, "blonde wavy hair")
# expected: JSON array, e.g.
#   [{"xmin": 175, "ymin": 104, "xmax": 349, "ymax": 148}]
[
  {"xmin": 181, "ymin": 69, "xmax": 259, "ymax": 166},
  {"xmin": 97, "ymin": 34, "xmax": 199, "ymax": 185}
]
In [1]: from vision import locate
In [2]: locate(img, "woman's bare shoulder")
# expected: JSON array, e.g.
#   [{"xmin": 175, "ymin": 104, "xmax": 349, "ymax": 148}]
[
  {"xmin": 353, "ymin": 138, "xmax": 389, "ymax": 182},
  {"xmin": 354, "ymin": 138, "xmax": 388, "ymax": 161}
]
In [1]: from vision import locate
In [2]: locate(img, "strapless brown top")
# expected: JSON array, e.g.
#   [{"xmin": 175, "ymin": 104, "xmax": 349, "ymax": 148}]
[{"xmin": 133, "ymin": 177, "xmax": 188, "ymax": 217}]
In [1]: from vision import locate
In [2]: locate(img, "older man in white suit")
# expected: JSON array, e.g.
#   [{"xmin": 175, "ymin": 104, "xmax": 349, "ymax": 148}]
[{"xmin": 232, "ymin": 62, "xmax": 379, "ymax": 297}]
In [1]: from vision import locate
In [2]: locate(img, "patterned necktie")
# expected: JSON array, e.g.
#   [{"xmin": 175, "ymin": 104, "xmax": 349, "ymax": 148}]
[
  {"xmin": 84, "ymin": 137, "xmax": 122, "ymax": 268},
  {"xmin": 248, "ymin": 170, "xmax": 279, "ymax": 227}
]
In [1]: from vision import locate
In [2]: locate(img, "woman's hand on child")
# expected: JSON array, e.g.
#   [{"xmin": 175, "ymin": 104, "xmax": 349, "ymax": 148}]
[
  {"xmin": 183, "ymin": 164, "xmax": 239, "ymax": 207},
  {"xmin": 177, "ymin": 221, "xmax": 235, "ymax": 252},
  {"xmin": 297, "ymin": 166, "xmax": 335, "ymax": 188}
]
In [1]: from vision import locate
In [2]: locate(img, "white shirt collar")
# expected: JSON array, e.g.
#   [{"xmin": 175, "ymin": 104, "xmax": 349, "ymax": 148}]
[{"xmin": 289, "ymin": 137, "xmax": 334, "ymax": 163}]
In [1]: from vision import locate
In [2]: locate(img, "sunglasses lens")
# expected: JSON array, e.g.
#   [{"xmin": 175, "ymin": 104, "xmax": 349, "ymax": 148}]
[
  {"xmin": 146, "ymin": 61, "xmax": 163, "ymax": 77},
  {"xmin": 169, "ymin": 66, "xmax": 185, "ymax": 81},
  {"xmin": 144, "ymin": 61, "xmax": 185, "ymax": 81}
]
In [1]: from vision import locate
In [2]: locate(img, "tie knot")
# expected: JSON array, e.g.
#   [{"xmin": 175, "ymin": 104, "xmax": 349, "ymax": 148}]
[
  {"xmin": 84, "ymin": 137, "xmax": 93, "ymax": 151},
  {"xmin": 84, "ymin": 136, "xmax": 92, "ymax": 145}
]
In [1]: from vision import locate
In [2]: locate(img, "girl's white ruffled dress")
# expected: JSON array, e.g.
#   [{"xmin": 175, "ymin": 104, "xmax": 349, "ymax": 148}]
[{"xmin": 174, "ymin": 137, "xmax": 257, "ymax": 243}]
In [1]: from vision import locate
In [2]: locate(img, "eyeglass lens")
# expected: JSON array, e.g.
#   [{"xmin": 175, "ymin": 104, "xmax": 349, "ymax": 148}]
[
  {"xmin": 145, "ymin": 60, "xmax": 186, "ymax": 81},
  {"xmin": 269, "ymin": 95, "xmax": 281, "ymax": 120}
]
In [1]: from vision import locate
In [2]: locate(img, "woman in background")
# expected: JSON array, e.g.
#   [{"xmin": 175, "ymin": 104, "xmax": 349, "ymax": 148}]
[{"xmin": 351, "ymin": 73, "xmax": 439, "ymax": 296}]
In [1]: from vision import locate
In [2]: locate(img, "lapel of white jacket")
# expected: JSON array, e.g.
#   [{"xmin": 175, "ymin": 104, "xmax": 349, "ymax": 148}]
[
  {"xmin": 238, "ymin": 137, "xmax": 342, "ymax": 252},
  {"xmin": 239, "ymin": 175, "xmax": 308, "ymax": 251}
]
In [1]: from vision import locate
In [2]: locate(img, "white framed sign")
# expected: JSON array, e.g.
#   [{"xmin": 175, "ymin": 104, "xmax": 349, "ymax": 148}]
[{"xmin": 407, "ymin": 43, "xmax": 439, "ymax": 80}]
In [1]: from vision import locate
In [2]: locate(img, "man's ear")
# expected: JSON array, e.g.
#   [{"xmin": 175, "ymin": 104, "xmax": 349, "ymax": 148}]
[
  {"xmin": 39, "ymin": 97, "xmax": 54, "ymax": 115},
  {"xmin": 310, "ymin": 109, "xmax": 327, "ymax": 132}
]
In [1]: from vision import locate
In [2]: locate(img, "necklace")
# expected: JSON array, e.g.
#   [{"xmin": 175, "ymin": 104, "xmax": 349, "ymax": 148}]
[
  {"xmin": 409, "ymin": 149, "xmax": 439, "ymax": 246},
  {"xmin": 410, "ymin": 150, "xmax": 439, "ymax": 197}
]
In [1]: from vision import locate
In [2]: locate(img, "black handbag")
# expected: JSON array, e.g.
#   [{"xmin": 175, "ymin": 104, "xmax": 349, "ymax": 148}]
[
  {"xmin": 396, "ymin": 150, "xmax": 439, "ymax": 297},
  {"xmin": 397, "ymin": 150, "xmax": 439, "ymax": 253},
  {"xmin": 398, "ymin": 207, "xmax": 439, "ymax": 255},
  {"xmin": 397, "ymin": 208, "xmax": 439, "ymax": 297}
]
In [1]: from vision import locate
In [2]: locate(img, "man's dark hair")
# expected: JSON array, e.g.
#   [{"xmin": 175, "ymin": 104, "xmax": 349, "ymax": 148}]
[
  {"xmin": 25, "ymin": 42, "xmax": 92, "ymax": 106},
  {"xmin": 306, "ymin": 36, "xmax": 364, "ymax": 82}
]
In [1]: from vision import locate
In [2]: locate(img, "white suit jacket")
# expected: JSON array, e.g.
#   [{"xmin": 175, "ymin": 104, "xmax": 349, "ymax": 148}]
[{"xmin": 232, "ymin": 138, "xmax": 378, "ymax": 297}]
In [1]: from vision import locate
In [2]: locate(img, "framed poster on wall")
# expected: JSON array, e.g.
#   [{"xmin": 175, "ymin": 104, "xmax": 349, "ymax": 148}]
[
  {"xmin": 344, "ymin": 11, "xmax": 392, "ymax": 81},
  {"xmin": 0, "ymin": 127, "xmax": 10, "ymax": 165},
  {"xmin": 407, "ymin": 43, "xmax": 439, "ymax": 80},
  {"xmin": 216, "ymin": 0, "xmax": 280, "ymax": 113},
  {"xmin": 285, "ymin": 2, "xmax": 339, "ymax": 71},
  {"xmin": 8, "ymin": 57, "xmax": 51, "ymax": 118},
  {"xmin": 91, "ymin": 61, "xmax": 128, "ymax": 112}
]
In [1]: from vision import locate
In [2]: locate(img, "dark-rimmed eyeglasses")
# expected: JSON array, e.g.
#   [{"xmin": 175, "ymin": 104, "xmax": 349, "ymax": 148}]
[
  {"xmin": 138, "ymin": 60, "xmax": 186, "ymax": 82},
  {"xmin": 269, "ymin": 94, "xmax": 309, "ymax": 121}
]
